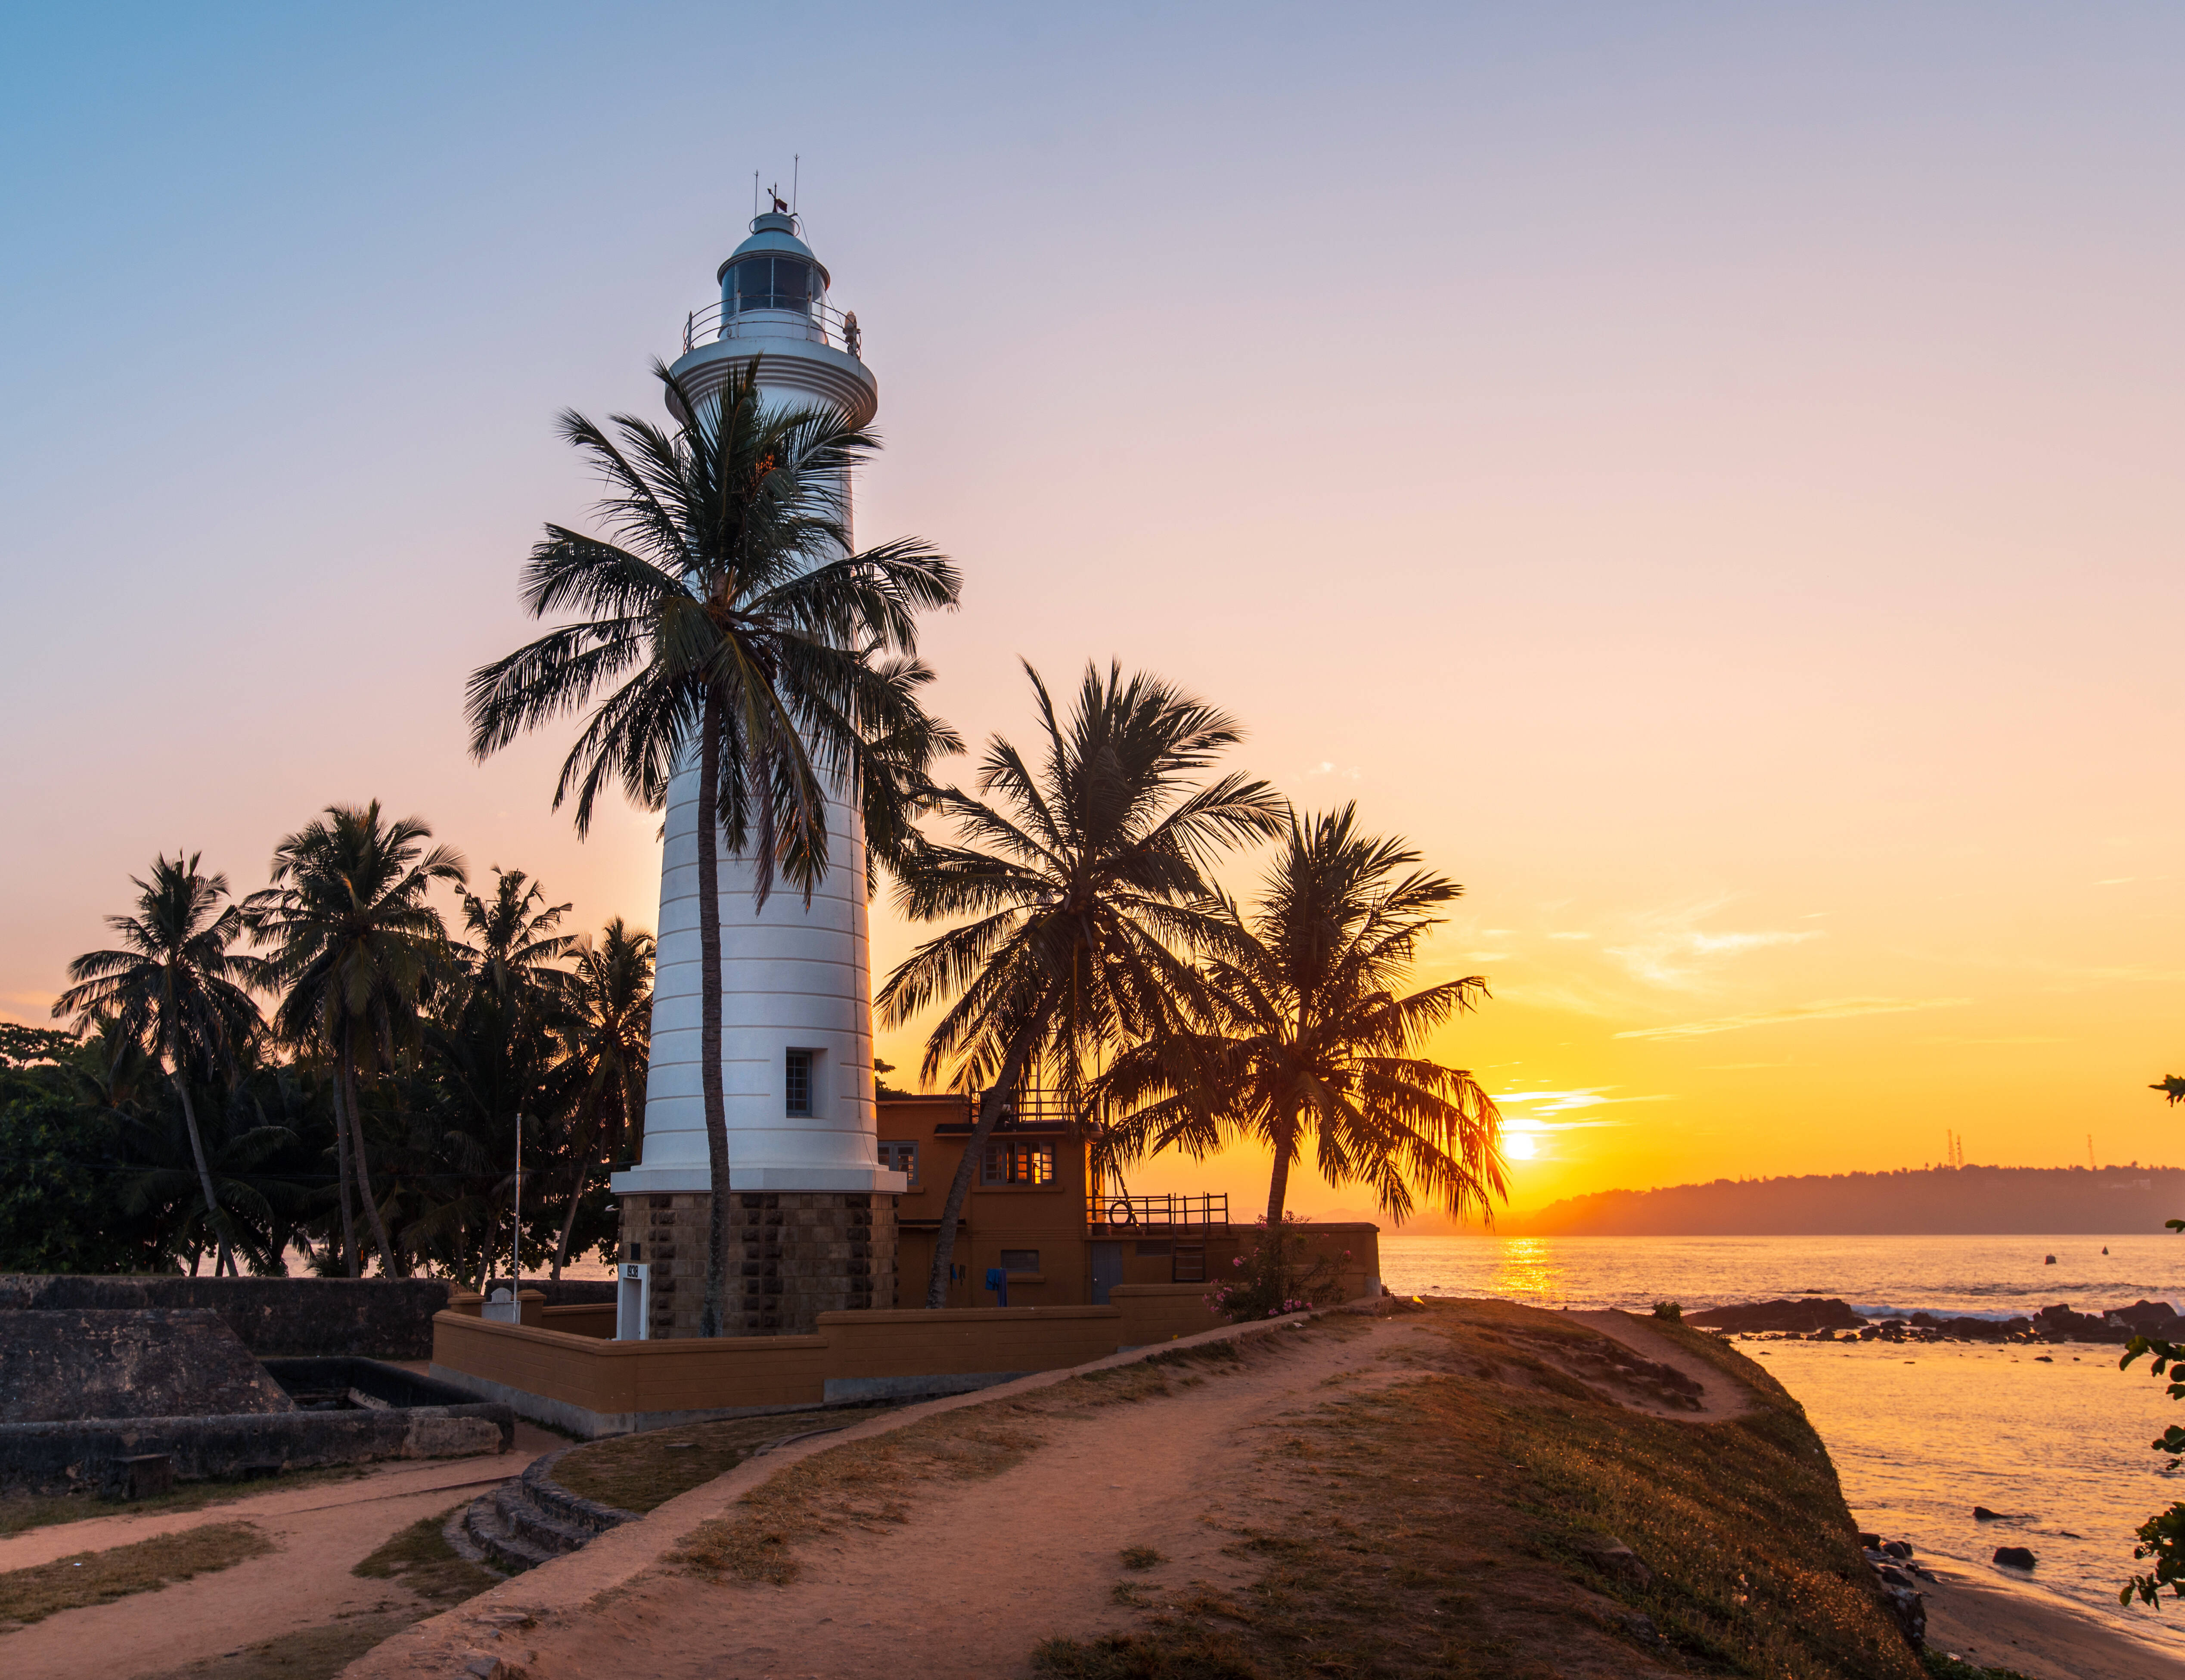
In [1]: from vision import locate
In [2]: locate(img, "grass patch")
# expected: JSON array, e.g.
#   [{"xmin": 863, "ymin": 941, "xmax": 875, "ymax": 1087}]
[
  {"xmin": 1036, "ymin": 1298, "xmax": 1923, "ymax": 1680},
  {"xmin": 550, "ymin": 1404, "xmax": 899, "ymax": 1514},
  {"xmin": 351, "ymin": 1505, "xmax": 499, "ymax": 1605},
  {"xmin": 0, "ymin": 1465, "xmax": 377, "ymax": 1540},
  {"xmin": 0, "ymin": 1520, "xmax": 272, "ymax": 1628},
  {"xmin": 1120, "ymin": 1546, "xmax": 1164, "ymax": 1571},
  {"xmin": 127, "ymin": 1612, "xmax": 416, "ymax": 1680},
  {"xmin": 672, "ymin": 1342, "xmax": 1249, "ymax": 1588},
  {"xmin": 1033, "ymin": 1627, "xmax": 1262, "ymax": 1678}
]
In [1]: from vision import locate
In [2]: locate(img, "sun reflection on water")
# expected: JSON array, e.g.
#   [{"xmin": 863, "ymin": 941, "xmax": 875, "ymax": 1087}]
[{"xmin": 1485, "ymin": 1237, "xmax": 1569, "ymax": 1308}]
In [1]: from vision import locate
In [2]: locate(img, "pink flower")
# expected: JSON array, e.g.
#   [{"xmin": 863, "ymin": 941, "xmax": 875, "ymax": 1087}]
[{"xmin": 1232, "ymin": 1257, "xmax": 1245, "ymax": 1268}]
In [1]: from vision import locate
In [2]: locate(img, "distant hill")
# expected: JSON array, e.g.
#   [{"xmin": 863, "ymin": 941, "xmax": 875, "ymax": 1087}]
[{"xmin": 1505, "ymin": 1165, "xmax": 2185, "ymax": 1236}]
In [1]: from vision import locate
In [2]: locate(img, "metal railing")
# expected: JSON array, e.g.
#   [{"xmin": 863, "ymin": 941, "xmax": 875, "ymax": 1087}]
[
  {"xmin": 682, "ymin": 296, "xmax": 863, "ymax": 359},
  {"xmin": 1086, "ymin": 1192, "xmax": 1230, "ymax": 1229}
]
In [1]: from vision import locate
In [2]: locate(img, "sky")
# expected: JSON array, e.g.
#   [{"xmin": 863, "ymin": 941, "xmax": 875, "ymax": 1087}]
[{"xmin": 3, "ymin": 3, "xmax": 2182, "ymax": 1220}]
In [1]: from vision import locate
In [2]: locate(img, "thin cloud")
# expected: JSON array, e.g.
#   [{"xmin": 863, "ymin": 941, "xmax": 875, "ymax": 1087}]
[
  {"xmin": 1547, "ymin": 931, "xmax": 1592, "ymax": 941},
  {"xmin": 1600, "ymin": 898, "xmax": 1827, "ymax": 988},
  {"xmin": 1615, "ymin": 997, "xmax": 1970, "ymax": 1041},
  {"xmin": 1493, "ymin": 1087, "xmax": 1672, "ymax": 1117}
]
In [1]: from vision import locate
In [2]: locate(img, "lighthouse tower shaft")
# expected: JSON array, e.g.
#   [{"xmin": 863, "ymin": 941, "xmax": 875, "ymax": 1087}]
[{"xmin": 609, "ymin": 211, "xmax": 904, "ymax": 1339}]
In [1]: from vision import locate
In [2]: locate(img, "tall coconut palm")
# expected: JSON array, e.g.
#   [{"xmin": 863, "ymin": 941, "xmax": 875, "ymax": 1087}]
[
  {"xmin": 53, "ymin": 854, "xmax": 263, "ymax": 1274},
  {"xmin": 451, "ymin": 867, "xmax": 578, "ymax": 1285},
  {"xmin": 244, "ymin": 803, "xmax": 466, "ymax": 1276},
  {"xmin": 466, "ymin": 357, "xmax": 959, "ymax": 1335},
  {"xmin": 552, "ymin": 918, "xmax": 655, "ymax": 1276},
  {"xmin": 878, "ymin": 661, "xmax": 1287, "ymax": 1307},
  {"xmin": 1102, "ymin": 805, "xmax": 1508, "ymax": 1237},
  {"xmin": 456, "ymin": 867, "xmax": 577, "ymax": 1016}
]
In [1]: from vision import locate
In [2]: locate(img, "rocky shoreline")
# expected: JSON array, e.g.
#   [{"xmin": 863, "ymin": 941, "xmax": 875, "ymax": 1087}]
[{"xmin": 1685, "ymin": 1295, "xmax": 2179, "ymax": 1345}]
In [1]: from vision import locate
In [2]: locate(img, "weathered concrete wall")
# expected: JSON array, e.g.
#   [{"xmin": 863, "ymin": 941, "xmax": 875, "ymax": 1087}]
[
  {"xmin": 0, "ymin": 1356, "xmax": 513, "ymax": 1495},
  {"xmin": 0, "ymin": 1309, "xmax": 294, "ymax": 1425},
  {"xmin": 0, "ymin": 1276, "xmax": 618, "ymax": 1359}
]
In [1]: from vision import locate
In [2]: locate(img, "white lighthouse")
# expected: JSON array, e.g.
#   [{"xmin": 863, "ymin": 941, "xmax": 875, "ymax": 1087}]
[{"xmin": 611, "ymin": 208, "xmax": 906, "ymax": 1338}]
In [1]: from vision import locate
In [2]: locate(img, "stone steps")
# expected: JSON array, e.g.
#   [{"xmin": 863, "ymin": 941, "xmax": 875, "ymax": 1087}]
[{"xmin": 453, "ymin": 1448, "xmax": 637, "ymax": 1575}]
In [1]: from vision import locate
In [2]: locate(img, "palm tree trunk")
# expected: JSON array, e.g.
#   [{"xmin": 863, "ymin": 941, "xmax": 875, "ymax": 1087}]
[
  {"xmin": 166, "ymin": 1022, "xmax": 227, "ymax": 1278},
  {"xmin": 924, "ymin": 1022, "xmax": 1040, "ymax": 1309},
  {"xmin": 341, "ymin": 1023, "xmax": 400, "ymax": 1276},
  {"xmin": 697, "ymin": 692, "xmax": 733, "ymax": 1338},
  {"xmin": 329, "ymin": 1056, "xmax": 359, "ymax": 1276},
  {"xmin": 1261, "ymin": 1108, "xmax": 1297, "ymax": 1303},
  {"xmin": 1264, "ymin": 1133, "xmax": 1294, "ymax": 1230}
]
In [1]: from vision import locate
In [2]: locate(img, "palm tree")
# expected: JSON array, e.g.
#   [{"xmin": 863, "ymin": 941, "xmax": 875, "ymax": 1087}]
[
  {"xmin": 552, "ymin": 918, "xmax": 655, "ymax": 1276},
  {"xmin": 466, "ymin": 357, "xmax": 959, "ymax": 1335},
  {"xmin": 450, "ymin": 866, "xmax": 577, "ymax": 1286},
  {"xmin": 1102, "ymin": 805, "xmax": 1508, "ymax": 1241},
  {"xmin": 878, "ymin": 662, "xmax": 1287, "ymax": 1307},
  {"xmin": 244, "ymin": 803, "xmax": 466, "ymax": 1276},
  {"xmin": 456, "ymin": 867, "xmax": 577, "ymax": 1016},
  {"xmin": 53, "ymin": 854, "xmax": 263, "ymax": 1274}
]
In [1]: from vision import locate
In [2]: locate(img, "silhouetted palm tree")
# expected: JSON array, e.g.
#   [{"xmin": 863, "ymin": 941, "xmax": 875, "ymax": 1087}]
[
  {"xmin": 878, "ymin": 662, "xmax": 1286, "ymax": 1307},
  {"xmin": 1102, "ymin": 805, "xmax": 1508, "ymax": 1233},
  {"xmin": 552, "ymin": 919, "xmax": 655, "ymax": 1276},
  {"xmin": 466, "ymin": 358, "xmax": 959, "ymax": 1334},
  {"xmin": 456, "ymin": 867, "xmax": 577, "ymax": 1017},
  {"xmin": 53, "ymin": 854, "xmax": 263, "ymax": 1273},
  {"xmin": 450, "ymin": 866, "xmax": 577, "ymax": 1285},
  {"xmin": 245, "ymin": 803, "xmax": 466, "ymax": 1276}
]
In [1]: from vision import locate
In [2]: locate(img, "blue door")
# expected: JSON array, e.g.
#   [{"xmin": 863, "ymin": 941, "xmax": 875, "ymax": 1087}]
[{"xmin": 1090, "ymin": 1241, "xmax": 1124, "ymax": 1305}]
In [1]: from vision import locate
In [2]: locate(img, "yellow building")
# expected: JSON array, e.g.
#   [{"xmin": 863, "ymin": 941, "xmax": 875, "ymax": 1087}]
[{"xmin": 879, "ymin": 1094, "xmax": 1381, "ymax": 1309}]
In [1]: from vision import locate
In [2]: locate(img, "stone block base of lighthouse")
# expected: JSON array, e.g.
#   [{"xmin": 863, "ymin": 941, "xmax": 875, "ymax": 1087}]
[{"xmin": 619, "ymin": 1191, "xmax": 898, "ymax": 1338}]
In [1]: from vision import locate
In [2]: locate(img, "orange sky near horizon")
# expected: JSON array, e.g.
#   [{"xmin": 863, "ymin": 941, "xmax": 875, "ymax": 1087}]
[{"xmin": 4, "ymin": 7, "xmax": 2183, "ymax": 1224}]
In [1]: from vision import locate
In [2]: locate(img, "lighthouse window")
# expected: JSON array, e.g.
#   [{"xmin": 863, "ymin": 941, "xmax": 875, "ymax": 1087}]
[
  {"xmin": 728, "ymin": 258, "xmax": 812, "ymax": 313},
  {"xmin": 785, "ymin": 1048, "xmax": 814, "ymax": 1116}
]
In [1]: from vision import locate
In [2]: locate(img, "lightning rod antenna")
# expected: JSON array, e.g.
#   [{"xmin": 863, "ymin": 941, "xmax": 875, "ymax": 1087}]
[
  {"xmin": 752, "ymin": 171, "xmax": 759, "ymax": 220},
  {"xmin": 793, "ymin": 154, "xmax": 800, "ymax": 217}
]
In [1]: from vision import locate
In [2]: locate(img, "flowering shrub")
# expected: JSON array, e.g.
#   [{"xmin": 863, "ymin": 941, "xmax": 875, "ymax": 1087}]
[{"xmin": 1204, "ymin": 1215, "xmax": 1345, "ymax": 1323}]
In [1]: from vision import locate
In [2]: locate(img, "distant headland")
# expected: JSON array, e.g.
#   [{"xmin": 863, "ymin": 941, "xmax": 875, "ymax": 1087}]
[{"xmin": 1431, "ymin": 1165, "xmax": 2185, "ymax": 1236}]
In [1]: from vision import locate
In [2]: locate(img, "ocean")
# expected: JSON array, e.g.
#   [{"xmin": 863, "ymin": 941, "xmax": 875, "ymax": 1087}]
[{"xmin": 1378, "ymin": 1232, "xmax": 2185, "ymax": 1655}]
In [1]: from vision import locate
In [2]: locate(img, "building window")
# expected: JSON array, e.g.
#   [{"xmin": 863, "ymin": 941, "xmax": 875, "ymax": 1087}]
[
  {"xmin": 981, "ymin": 1140, "xmax": 1056, "ymax": 1186},
  {"xmin": 999, "ymin": 1249, "xmax": 1040, "ymax": 1274},
  {"xmin": 785, "ymin": 1048, "xmax": 813, "ymax": 1117},
  {"xmin": 1172, "ymin": 1243, "xmax": 1207, "ymax": 1284},
  {"xmin": 878, "ymin": 1141, "xmax": 919, "ymax": 1185}
]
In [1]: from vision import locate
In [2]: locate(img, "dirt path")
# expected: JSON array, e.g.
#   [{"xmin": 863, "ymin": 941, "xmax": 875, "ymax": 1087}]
[
  {"xmin": 0, "ymin": 1425, "xmax": 558, "ymax": 1680},
  {"xmin": 345, "ymin": 1312, "xmax": 1552, "ymax": 1680},
  {"xmin": 1567, "ymin": 1310, "xmax": 1759, "ymax": 1421}
]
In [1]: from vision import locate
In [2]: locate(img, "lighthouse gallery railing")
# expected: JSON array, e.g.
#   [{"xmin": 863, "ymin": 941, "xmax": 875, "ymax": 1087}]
[{"xmin": 683, "ymin": 297, "xmax": 863, "ymax": 358}]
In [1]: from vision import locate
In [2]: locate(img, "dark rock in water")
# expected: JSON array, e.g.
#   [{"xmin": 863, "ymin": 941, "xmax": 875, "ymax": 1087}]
[
  {"xmin": 2045, "ymin": 1255, "xmax": 2056, "ymax": 1264},
  {"xmin": 1993, "ymin": 1546, "xmax": 2037, "ymax": 1569},
  {"xmin": 1572, "ymin": 1531, "xmax": 1653, "ymax": 1588},
  {"xmin": 1686, "ymin": 1298, "xmax": 1865, "ymax": 1333},
  {"xmin": 1882, "ymin": 1540, "xmax": 1914, "ymax": 1558},
  {"xmin": 1973, "ymin": 1506, "xmax": 2004, "ymax": 1521},
  {"xmin": 2033, "ymin": 1303, "xmax": 2128, "ymax": 1343},
  {"xmin": 1859, "ymin": 1531, "xmax": 1883, "ymax": 1549},
  {"xmin": 0, "ymin": 1309, "xmax": 294, "ymax": 1423},
  {"xmin": 2111, "ymin": 1300, "xmax": 2184, "ymax": 1337}
]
